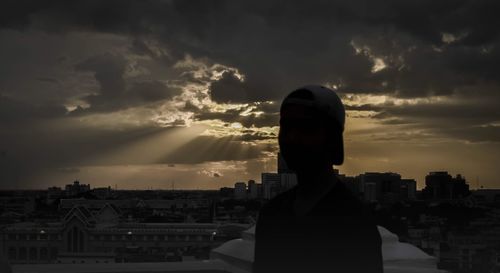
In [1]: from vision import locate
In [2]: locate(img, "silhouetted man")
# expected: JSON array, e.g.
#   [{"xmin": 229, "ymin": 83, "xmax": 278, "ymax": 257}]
[{"xmin": 253, "ymin": 85, "xmax": 383, "ymax": 273}]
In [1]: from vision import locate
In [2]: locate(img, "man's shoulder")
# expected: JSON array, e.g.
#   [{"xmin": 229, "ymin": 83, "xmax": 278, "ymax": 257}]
[
  {"xmin": 324, "ymin": 182, "xmax": 376, "ymax": 221},
  {"xmin": 260, "ymin": 187, "xmax": 297, "ymax": 213}
]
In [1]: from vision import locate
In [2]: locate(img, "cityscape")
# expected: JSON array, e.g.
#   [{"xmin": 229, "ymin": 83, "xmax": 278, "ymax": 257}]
[
  {"xmin": 1, "ymin": 1, "xmax": 500, "ymax": 273},
  {"xmin": 1, "ymin": 153, "xmax": 500, "ymax": 273}
]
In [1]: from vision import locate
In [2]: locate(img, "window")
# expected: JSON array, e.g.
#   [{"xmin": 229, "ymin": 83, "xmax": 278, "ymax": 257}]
[
  {"xmin": 29, "ymin": 247, "xmax": 37, "ymax": 260},
  {"xmin": 67, "ymin": 230, "xmax": 72, "ymax": 252},
  {"xmin": 50, "ymin": 248, "xmax": 58, "ymax": 260},
  {"xmin": 8, "ymin": 247, "xmax": 16, "ymax": 260},
  {"xmin": 39, "ymin": 248, "xmax": 48, "ymax": 260},
  {"xmin": 19, "ymin": 247, "xmax": 27, "ymax": 260},
  {"xmin": 79, "ymin": 230, "xmax": 84, "ymax": 252}
]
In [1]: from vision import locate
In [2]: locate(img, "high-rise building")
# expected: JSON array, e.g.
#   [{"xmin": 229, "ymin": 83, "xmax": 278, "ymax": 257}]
[
  {"xmin": 277, "ymin": 152, "xmax": 297, "ymax": 192},
  {"xmin": 234, "ymin": 182, "xmax": 247, "ymax": 199},
  {"xmin": 401, "ymin": 179, "xmax": 417, "ymax": 200},
  {"xmin": 248, "ymin": 180, "xmax": 260, "ymax": 199},
  {"xmin": 422, "ymin": 172, "xmax": 470, "ymax": 200},
  {"xmin": 359, "ymin": 172, "xmax": 402, "ymax": 203},
  {"xmin": 261, "ymin": 173, "xmax": 281, "ymax": 200}
]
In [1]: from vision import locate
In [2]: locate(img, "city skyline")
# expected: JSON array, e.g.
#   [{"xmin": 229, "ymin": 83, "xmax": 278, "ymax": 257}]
[{"xmin": 1, "ymin": 1, "xmax": 499, "ymax": 190}]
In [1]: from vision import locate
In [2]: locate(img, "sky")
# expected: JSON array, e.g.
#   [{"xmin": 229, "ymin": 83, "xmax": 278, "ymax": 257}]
[{"xmin": 0, "ymin": 0, "xmax": 499, "ymax": 190}]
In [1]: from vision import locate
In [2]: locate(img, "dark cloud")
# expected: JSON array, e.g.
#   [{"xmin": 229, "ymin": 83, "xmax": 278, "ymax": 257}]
[
  {"xmin": 1, "ymin": 0, "xmax": 500, "ymax": 187},
  {"xmin": 75, "ymin": 53, "xmax": 127, "ymax": 99},
  {"xmin": 369, "ymin": 96, "xmax": 500, "ymax": 142},
  {"xmin": 191, "ymin": 102, "xmax": 280, "ymax": 128},
  {"xmin": 209, "ymin": 71, "xmax": 247, "ymax": 103},
  {"xmin": 0, "ymin": 0, "xmax": 498, "ymax": 102},
  {"xmin": 2, "ymin": 0, "xmax": 497, "ymax": 99},
  {"xmin": 72, "ymin": 53, "xmax": 181, "ymax": 113}
]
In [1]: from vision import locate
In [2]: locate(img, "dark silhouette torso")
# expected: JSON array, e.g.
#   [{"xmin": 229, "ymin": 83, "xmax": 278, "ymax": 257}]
[{"xmin": 253, "ymin": 181, "xmax": 384, "ymax": 273}]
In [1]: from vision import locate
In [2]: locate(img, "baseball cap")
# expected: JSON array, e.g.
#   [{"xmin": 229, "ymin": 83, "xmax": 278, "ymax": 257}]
[{"xmin": 280, "ymin": 85, "xmax": 345, "ymax": 165}]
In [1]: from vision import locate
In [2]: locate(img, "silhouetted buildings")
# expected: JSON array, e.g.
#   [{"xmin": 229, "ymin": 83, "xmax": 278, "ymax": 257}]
[
  {"xmin": 234, "ymin": 182, "xmax": 247, "ymax": 199},
  {"xmin": 401, "ymin": 179, "xmax": 417, "ymax": 200},
  {"xmin": 247, "ymin": 180, "xmax": 260, "ymax": 199},
  {"xmin": 260, "ymin": 153, "xmax": 299, "ymax": 200},
  {"xmin": 337, "ymin": 172, "xmax": 418, "ymax": 203},
  {"xmin": 218, "ymin": 187, "xmax": 234, "ymax": 198},
  {"xmin": 261, "ymin": 173, "xmax": 281, "ymax": 200},
  {"xmin": 64, "ymin": 180, "xmax": 90, "ymax": 197},
  {"xmin": 422, "ymin": 172, "xmax": 470, "ymax": 200}
]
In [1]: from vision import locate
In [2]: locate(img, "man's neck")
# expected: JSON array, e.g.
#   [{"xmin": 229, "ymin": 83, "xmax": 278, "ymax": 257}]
[{"xmin": 295, "ymin": 168, "xmax": 338, "ymax": 198}]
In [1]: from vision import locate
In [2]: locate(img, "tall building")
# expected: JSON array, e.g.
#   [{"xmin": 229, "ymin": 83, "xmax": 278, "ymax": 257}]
[
  {"xmin": 336, "ymin": 170, "xmax": 362, "ymax": 197},
  {"xmin": 401, "ymin": 179, "xmax": 417, "ymax": 200},
  {"xmin": 359, "ymin": 172, "xmax": 402, "ymax": 203},
  {"xmin": 261, "ymin": 173, "xmax": 281, "ymax": 200},
  {"xmin": 422, "ymin": 171, "xmax": 470, "ymax": 200},
  {"xmin": 280, "ymin": 173, "xmax": 298, "ymax": 190},
  {"xmin": 248, "ymin": 180, "xmax": 260, "ymax": 199},
  {"xmin": 277, "ymin": 152, "xmax": 297, "ymax": 193},
  {"xmin": 234, "ymin": 182, "xmax": 247, "ymax": 199}
]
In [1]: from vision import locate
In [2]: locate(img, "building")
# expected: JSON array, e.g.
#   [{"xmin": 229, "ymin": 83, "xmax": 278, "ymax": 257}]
[
  {"xmin": 261, "ymin": 173, "xmax": 281, "ymax": 200},
  {"xmin": 65, "ymin": 180, "xmax": 91, "ymax": 197},
  {"xmin": 219, "ymin": 187, "xmax": 234, "ymax": 199},
  {"xmin": 422, "ymin": 172, "xmax": 470, "ymax": 200},
  {"xmin": 401, "ymin": 179, "xmax": 417, "ymax": 200},
  {"xmin": 280, "ymin": 173, "xmax": 297, "ymax": 190},
  {"xmin": 336, "ymin": 170, "xmax": 362, "ymax": 198},
  {"xmin": 234, "ymin": 182, "xmax": 247, "ymax": 200},
  {"xmin": 1, "ymin": 205, "xmax": 218, "ymax": 264},
  {"xmin": 247, "ymin": 180, "xmax": 261, "ymax": 199},
  {"xmin": 46, "ymin": 187, "xmax": 64, "ymax": 204},
  {"xmin": 0, "ymin": 197, "xmax": 36, "ymax": 215},
  {"xmin": 359, "ymin": 172, "xmax": 402, "ymax": 203}
]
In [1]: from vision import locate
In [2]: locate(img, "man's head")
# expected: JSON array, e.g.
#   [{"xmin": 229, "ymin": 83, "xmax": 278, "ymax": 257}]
[{"xmin": 278, "ymin": 85, "xmax": 345, "ymax": 173}]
